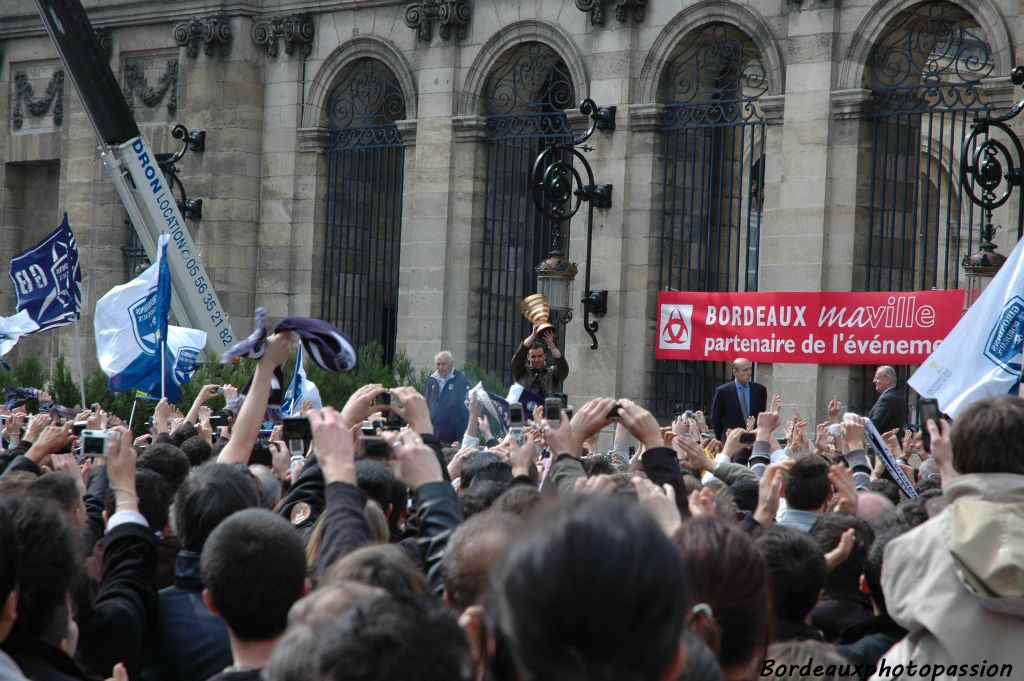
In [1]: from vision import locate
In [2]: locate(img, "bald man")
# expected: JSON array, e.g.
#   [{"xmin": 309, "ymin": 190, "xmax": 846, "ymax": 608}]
[{"xmin": 710, "ymin": 358, "xmax": 767, "ymax": 445}]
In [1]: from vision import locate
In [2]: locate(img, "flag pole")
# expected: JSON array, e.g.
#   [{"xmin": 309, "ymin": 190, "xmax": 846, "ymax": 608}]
[
  {"xmin": 160, "ymin": 335, "xmax": 166, "ymax": 400},
  {"xmin": 73, "ymin": 317, "xmax": 87, "ymax": 408},
  {"xmin": 128, "ymin": 395, "xmax": 139, "ymax": 431}
]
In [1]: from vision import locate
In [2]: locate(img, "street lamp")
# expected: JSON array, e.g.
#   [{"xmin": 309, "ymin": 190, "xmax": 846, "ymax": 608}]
[
  {"xmin": 960, "ymin": 66, "xmax": 1024, "ymax": 306},
  {"xmin": 530, "ymin": 98, "xmax": 615, "ymax": 348}
]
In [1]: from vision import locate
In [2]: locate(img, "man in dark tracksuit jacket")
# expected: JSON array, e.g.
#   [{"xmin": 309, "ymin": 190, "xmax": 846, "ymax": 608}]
[{"xmin": 425, "ymin": 351, "xmax": 471, "ymax": 445}]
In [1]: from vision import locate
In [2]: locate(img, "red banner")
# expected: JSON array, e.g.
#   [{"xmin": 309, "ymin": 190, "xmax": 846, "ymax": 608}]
[{"xmin": 656, "ymin": 290, "xmax": 964, "ymax": 364}]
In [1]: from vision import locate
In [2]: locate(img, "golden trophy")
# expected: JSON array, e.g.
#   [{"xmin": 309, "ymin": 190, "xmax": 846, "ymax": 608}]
[{"xmin": 519, "ymin": 293, "xmax": 556, "ymax": 336}]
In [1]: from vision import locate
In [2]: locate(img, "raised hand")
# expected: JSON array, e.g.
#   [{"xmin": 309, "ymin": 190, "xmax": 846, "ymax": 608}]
[
  {"xmin": 390, "ymin": 386, "xmax": 432, "ymax": 434},
  {"xmin": 828, "ymin": 395, "xmax": 843, "ymax": 422},
  {"xmin": 339, "ymin": 383, "xmax": 389, "ymax": 429},
  {"xmin": 754, "ymin": 458, "xmax": 795, "ymax": 526},
  {"xmin": 634, "ymin": 477, "xmax": 682, "ymax": 537},
  {"xmin": 308, "ymin": 407, "xmax": 356, "ymax": 485},
  {"xmin": 387, "ymin": 428, "xmax": 443, "ymax": 491}
]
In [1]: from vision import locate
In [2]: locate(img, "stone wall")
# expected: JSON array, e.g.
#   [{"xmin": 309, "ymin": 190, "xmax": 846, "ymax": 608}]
[{"xmin": 0, "ymin": 0, "xmax": 1020, "ymax": 421}]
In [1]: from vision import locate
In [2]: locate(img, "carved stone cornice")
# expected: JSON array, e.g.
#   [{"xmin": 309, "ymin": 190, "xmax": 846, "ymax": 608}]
[
  {"xmin": 574, "ymin": 0, "xmax": 647, "ymax": 26},
  {"xmin": 297, "ymin": 126, "xmax": 327, "ymax": 152},
  {"xmin": 123, "ymin": 58, "xmax": 178, "ymax": 117},
  {"xmin": 95, "ymin": 28, "xmax": 113, "ymax": 58},
  {"xmin": 251, "ymin": 14, "xmax": 315, "ymax": 58},
  {"xmin": 403, "ymin": 0, "xmax": 470, "ymax": 42},
  {"xmin": 173, "ymin": 15, "xmax": 232, "ymax": 58},
  {"xmin": 12, "ymin": 70, "xmax": 63, "ymax": 130}
]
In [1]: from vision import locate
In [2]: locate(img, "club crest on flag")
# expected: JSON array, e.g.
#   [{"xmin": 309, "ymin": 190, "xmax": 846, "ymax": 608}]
[
  {"xmin": 984, "ymin": 296, "xmax": 1024, "ymax": 374},
  {"xmin": 173, "ymin": 345, "xmax": 201, "ymax": 386},
  {"xmin": 129, "ymin": 292, "xmax": 162, "ymax": 355}
]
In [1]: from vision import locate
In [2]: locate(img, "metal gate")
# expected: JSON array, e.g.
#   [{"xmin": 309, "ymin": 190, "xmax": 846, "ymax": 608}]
[
  {"xmin": 474, "ymin": 42, "xmax": 576, "ymax": 378},
  {"xmin": 650, "ymin": 24, "xmax": 768, "ymax": 417},
  {"xmin": 856, "ymin": 1, "xmax": 994, "ymax": 412},
  {"xmin": 321, "ymin": 58, "xmax": 406, "ymax": 363}
]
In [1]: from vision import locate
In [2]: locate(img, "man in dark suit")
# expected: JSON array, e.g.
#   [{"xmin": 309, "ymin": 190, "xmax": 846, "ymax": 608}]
[
  {"xmin": 868, "ymin": 365, "xmax": 905, "ymax": 435},
  {"xmin": 710, "ymin": 357, "xmax": 768, "ymax": 444}
]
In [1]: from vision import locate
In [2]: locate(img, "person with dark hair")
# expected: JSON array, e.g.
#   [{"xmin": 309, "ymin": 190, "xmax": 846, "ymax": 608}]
[
  {"xmin": 678, "ymin": 515, "xmax": 771, "ymax": 679},
  {"xmin": 26, "ymin": 472, "xmax": 86, "ymax": 531},
  {"xmin": 180, "ymin": 435, "xmax": 214, "ymax": 467},
  {"xmin": 808, "ymin": 513, "xmax": 874, "ymax": 642},
  {"xmin": 459, "ymin": 479, "xmax": 510, "ymax": 519},
  {"xmin": 314, "ymin": 594, "xmax": 469, "ymax": 681},
  {"xmin": 141, "ymin": 463, "xmax": 261, "ymax": 681},
  {"xmin": 756, "ymin": 525, "xmax": 828, "ymax": 642},
  {"xmin": 104, "ymin": 469, "xmax": 174, "ymax": 534},
  {"xmin": 835, "ymin": 520, "xmax": 909, "ymax": 679},
  {"xmin": 201, "ymin": 508, "xmax": 308, "ymax": 681},
  {"xmin": 778, "ymin": 454, "xmax": 832, "ymax": 532},
  {"xmin": 878, "ymin": 395, "xmax": 1024, "ymax": 673},
  {"xmin": 487, "ymin": 495, "xmax": 686, "ymax": 681},
  {"xmin": 0, "ymin": 496, "xmax": 83, "ymax": 679},
  {"xmin": 264, "ymin": 582, "xmax": 384, "ymax": 681},
  {"xmin": 0, "ymin": 503, "xmax": 28, "ymax": 680},
  {"xmin": 491, "ymin": 485, "xmax": 543, "ymax": 517},
  {"xmin": 324, "ymin": 544, "xmax": 430, "ymax": 598},
  {"xmin": 459, "ymin": 451, "xmax": 510, "ymax": 490},
  {"xmin": 511, "ymin": 324, "xmax": 569, "ymax": 398},
  {"xmin": 868, "ymin": 478, "xmax": 900, "ymax": 507},
  {"xmin": 138, "ymin": 443, "xmax": 191, "ymax": 491},
  {"xmin": 170, "ymin": 421, "xmax": 200, "ymax": 448},
  {"xmin": 442, "ymin": 511, "xmax": 522, "ymax": 612}
]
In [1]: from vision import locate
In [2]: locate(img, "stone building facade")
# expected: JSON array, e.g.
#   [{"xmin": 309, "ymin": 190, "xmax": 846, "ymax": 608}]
[{"xmin": 0, "ymin": 0, "xmax": 1020, "ymax": 420}]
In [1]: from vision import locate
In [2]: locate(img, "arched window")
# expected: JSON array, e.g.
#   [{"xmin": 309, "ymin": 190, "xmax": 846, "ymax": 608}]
[
  {"xmin": 650, "ymin": 23, "xmax": 768, "ymax": 416},
  {"xmin": 863, "ymin": 0, "xmax": 995, "ymax": 293},
  {"xmin": 857, "ymin": 0, "xmax": 995, "ymax": 413},
  {"xmin": 472, "ymin": 42, "xmax": 576, "ymax": 378},
  {"xmin": 317, "ymin": 58, "xmax": 407, "ymax": 363}
]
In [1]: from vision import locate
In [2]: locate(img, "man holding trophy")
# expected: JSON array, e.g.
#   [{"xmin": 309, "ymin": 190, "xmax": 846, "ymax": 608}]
[{"xmin": 513, "ymin": 294, "xmax": 570, "ymax": 398}]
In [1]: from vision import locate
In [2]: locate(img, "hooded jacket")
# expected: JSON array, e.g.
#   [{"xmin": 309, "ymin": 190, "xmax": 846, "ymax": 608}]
[{"xmin": 872, "ymin": 474, "xmax": 1024, "ymax": 679}]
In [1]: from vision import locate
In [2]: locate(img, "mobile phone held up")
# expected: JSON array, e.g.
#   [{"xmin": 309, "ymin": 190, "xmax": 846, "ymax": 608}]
[
  {"xmin": 544, "ymin": 397, "xmax": 562, "ymax": 429},
  {"xmin": 509, "ymin": 403, "xmax": 525, "ymax": 445},
  {"xmin": 918, "ymin": 398, "xmax": 941, "ymax": 453}
]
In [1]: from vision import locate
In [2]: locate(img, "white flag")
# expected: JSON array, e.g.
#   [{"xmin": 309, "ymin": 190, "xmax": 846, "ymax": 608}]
[
  {"xmin": 95, "ymin": 235, "xmax": 171, "ymax": 396},
  {"xmin": 0, "ymin": 310, "xmax": 40, "ymax": 357},
  {"xmin": 909, "ymin": 237, "xmax": 1024, "ymax": 418},
  {"xmin": 165, "ymin": 325, "xmax": 208, "ymax": 403},
  {"xmin": 281, "ymin": 344, "xmax": 321, "ymax": 416}
]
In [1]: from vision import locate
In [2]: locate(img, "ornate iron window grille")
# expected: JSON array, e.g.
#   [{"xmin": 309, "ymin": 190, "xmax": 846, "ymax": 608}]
[{"xmin": 651, "ymin": 24, "xmax": 768, "ymax": 417}]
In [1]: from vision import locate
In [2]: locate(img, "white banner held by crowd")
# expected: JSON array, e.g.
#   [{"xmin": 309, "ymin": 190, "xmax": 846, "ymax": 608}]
[
  {"xmin": 0, "ymin": 310, "xmax": 41, "ymax": 359},
  {"xmin": 910, "ymin": 237, "xmax": 1024, "ymax": 418}
]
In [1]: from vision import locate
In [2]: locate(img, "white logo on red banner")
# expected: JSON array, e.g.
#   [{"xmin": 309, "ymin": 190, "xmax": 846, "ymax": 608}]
[{"xmin": 660, "ymin": 304, "xmax": 693, "ymax": 350}]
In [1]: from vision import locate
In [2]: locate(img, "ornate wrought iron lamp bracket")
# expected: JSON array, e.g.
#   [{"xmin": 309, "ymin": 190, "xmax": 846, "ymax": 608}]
[
  {"xmin": 530, "ymin": 98, "xmax": 615, "ymax": 349},
  {"xmin": 156, "ymin": 123, "xmax": 206, "ymax": 221},
  {"xmin": 960, "ymin": 66, "xmax": 1024, "ymax": 275}
]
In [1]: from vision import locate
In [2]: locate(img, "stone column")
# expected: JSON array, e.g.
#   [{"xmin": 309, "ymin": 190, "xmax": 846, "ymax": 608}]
[
  {"xmin": 396, "ymin": 43, "xmax": 458, "ymax": 368},
  {"xmin": 565, "ymin": 25, "xmax": 632, "ymax": 405},
  {"xmin": 760, "ymin": 3, "xmax": 840, "ymax": 422}
]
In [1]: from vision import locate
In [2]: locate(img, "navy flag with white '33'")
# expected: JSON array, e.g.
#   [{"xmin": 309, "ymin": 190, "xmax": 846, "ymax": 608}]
[{"xmin": 8, "ymin": 212, "xmax": 82, "ymax": 331}]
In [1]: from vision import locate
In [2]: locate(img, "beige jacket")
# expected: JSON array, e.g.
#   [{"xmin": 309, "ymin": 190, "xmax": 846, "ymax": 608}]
[{"xmin": 872, "ymin": 474, "xmax": 1024, "ymax": 680}]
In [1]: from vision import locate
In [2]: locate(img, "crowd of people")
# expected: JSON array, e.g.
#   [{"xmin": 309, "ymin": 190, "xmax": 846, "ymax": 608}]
[{"xmin": 1, "ymin": 333, "xmax": 1022, "ymax": 681}]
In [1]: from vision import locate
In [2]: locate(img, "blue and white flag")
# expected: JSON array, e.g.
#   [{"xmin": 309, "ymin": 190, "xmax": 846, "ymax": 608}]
[
  {"xmin": 95, "ymin": 234, "xmax": 172, "ymax": 397},
  {"xmin": 910, "ymin": 236, "xmax": 1024, "ymax": 418},
  {"xmin": 9, "ymin": 213, "xmax": 81, "ymax": 331},
  {"xmin": 467, "ymin": 382, "xmax": 511, "ymax": 433},
  {"xmin": 0, "ymin": 310, "xmax": 40, "ymax": 368},
  {"xmin": 281, "ymin": 344, "xmax": 322, "ymax": 416},
  {"xmin": 165, "ymin": 325, "xmax": 207, "ymax": 404}
]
